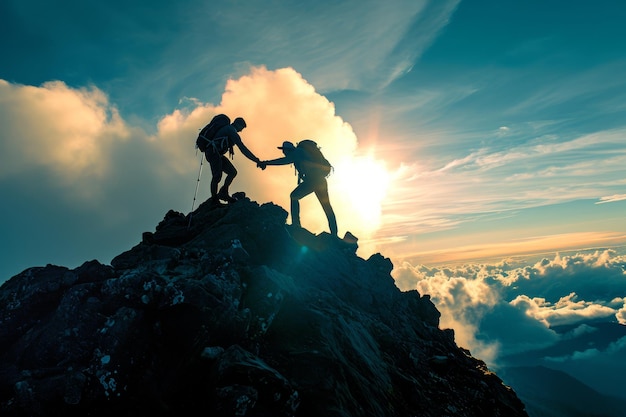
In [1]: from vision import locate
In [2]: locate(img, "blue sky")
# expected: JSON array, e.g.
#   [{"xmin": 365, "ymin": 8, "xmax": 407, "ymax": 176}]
[{"xmin": 2, "ymin": 0, "xmax": 626, "ymax": 408}]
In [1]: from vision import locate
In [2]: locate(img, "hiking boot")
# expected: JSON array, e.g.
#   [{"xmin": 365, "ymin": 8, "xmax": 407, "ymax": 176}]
[
  {"xmin": 208, "ymin": 197, "xmax": 225, "ymax": 208},
  {"xmin": 217, "ymin": 191, "xmax": 237, "ymax": 203}
]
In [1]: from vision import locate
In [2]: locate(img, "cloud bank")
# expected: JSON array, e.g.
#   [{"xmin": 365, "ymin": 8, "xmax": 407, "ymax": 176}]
[{"xmin": 393, "ymin": 249, "xmax": 626, "ymax": 365}]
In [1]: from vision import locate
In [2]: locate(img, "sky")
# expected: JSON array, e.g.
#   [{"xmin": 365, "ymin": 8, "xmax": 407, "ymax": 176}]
[{"xmin": 2, "ymin": 0, "xmax": 626, "ymax": 406}]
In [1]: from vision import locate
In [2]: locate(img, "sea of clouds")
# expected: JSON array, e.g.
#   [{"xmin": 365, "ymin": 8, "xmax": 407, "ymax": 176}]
[{"xmin": 392, "ymin": 247, "xmax": 626, "ymax": 398}]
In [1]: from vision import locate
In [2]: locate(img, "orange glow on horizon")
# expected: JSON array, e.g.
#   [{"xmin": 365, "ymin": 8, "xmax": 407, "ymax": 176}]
[{"xmin": 385, "ymin": 231, "xmax": 626, "ymax": 266}]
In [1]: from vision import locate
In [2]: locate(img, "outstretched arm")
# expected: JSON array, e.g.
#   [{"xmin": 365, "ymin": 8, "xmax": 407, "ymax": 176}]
[
  {"xmin": 263, "ymin": 156, "xmax": 292, "ymax": 166},
  {"xmin": 232, "ymin": 134, "xmax": 260, "ymax": 164}
]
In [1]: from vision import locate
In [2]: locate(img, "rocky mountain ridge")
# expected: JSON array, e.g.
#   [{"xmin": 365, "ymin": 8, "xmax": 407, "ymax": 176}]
[{"xmin": 0, "ymin": 194, "xmax": 528, "ymax": 416}]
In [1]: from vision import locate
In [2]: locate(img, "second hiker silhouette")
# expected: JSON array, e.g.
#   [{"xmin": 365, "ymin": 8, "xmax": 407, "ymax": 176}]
[
  {"xmin": 259, "ymin": 140, "xmax": 338, "ymax": 237},
  {"xmin": 204, "ymin": 117, "xmax": 261, "ymax": 205}
]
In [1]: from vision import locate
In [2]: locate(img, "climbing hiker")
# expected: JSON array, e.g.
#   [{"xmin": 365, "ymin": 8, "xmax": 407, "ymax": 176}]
[
  {"xmin": 258, "ymin": 140, "xmax": 338, "ymax": 236},
  {"xmin": 203, "ymin": 116, "xmax": 261, "ymax": 205}
]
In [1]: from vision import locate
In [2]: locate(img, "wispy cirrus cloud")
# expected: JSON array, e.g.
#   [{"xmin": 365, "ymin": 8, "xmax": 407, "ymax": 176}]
[
  {"xmin": 505, "ymin": 60, "xmax": 626, "ymax": 116},
  {"xmin": 143, "ymin": 0, "xmax": 461, "ymax": 108},
  {"xmin": 596, "ymin": 194, "xmax": 626, "ymax": 204},
  {"xmin": 372, "ymin": 126, "xmax": 626, "ymax": 246}
]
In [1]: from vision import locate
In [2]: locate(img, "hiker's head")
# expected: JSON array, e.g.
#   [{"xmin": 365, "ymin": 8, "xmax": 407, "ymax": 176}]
[
  {"xmin": 278, "ymin": 141, "xmax": 296, "ymax": 154},
  {"xmin": 233, "ymin": 117, "xmax": 247, "ymax": 131}
]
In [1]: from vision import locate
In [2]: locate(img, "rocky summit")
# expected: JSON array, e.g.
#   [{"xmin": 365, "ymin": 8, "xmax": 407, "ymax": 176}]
[{"xmin": 0, "ymin": 194, "xmax": 528, "ymax": 417}]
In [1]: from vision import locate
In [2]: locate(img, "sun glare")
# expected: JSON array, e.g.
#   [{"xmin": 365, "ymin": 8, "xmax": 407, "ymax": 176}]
[{"xmin": 331, "ymin": 155, "xmax": 390, "ymax": 234}]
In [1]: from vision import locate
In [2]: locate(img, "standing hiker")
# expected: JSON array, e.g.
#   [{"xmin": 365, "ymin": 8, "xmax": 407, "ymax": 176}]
[
  {"xmin": 258, "ymin": 140, "xmax": 338, "ymax": 236},
  {"xmin": 204, "ymin": 116, "xmax": 261, "ymax": 205}
]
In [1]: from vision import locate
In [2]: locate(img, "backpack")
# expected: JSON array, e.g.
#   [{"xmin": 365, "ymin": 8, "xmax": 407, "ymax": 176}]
[
  {"xmin": 295, "ymin": 139, "xmax": 332, "ymax": 180},
  {"xmin": 196, "ymin": 114, "xmax": 231, "ymax": 154}
]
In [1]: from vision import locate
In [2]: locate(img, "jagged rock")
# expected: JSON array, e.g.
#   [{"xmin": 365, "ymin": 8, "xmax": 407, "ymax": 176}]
[{"xmin": 0, "ymin": 195, "xmax": 529, "ymax": 417}]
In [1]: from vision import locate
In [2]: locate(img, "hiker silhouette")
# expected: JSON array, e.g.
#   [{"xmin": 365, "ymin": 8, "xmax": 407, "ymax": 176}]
[
  {"xmin": 258, "ymin": 140, "xmax": 338, "ymax": 236},
  {"xmin": 205, "ymin": 117, "xmax": 260, "ymax": 205}
]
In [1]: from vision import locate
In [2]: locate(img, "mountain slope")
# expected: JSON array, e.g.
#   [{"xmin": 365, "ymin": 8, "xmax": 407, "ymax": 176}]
[{"xmin": 0, "ymin": 195, "xmax": 529, "ymax": 417}]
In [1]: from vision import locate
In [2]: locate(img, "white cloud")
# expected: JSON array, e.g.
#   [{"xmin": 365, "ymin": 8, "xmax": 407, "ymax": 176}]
[
  {"xmin": 510, "ymin": 293, "xmax": 616, "ymax": 327},
  {"xmin": 617, "ymin": 302, "xmax": 626, "ymax": 325},
  {"xmin": 0, "ymin": 80, "xmax": 128, "ymax": 178},
  {"xmin": 0, "ymin": 80, "xmax": 134, "ymax": 202},
  {"xmin": 393, "ymin": 249, "xmax": 626, "ymax": 366}
]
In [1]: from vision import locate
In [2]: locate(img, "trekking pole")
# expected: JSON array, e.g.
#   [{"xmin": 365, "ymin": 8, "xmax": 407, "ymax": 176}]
[{"xmin": 188, "ymin": 153, "xmax": 204, "ymax": 229}]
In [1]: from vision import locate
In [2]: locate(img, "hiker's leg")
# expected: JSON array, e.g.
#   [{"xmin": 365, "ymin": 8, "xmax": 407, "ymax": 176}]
[
  {"xmin": 314, "ymin": 181, "xmax": 338, "ymax": 236},
  {"xmin": 290, "ymin": 181, "xmax": 315, "ymax": 227},
  {"xmin": 208, "ymin": 153, "xmax": 223, "ymax": 197},
  {"xmin": 290, "ymin": 199, "xmax": 301, "ymax": 227},
  {"xmin": 218, "ymin": 157, "xmax": 237, "ymax": 196}
]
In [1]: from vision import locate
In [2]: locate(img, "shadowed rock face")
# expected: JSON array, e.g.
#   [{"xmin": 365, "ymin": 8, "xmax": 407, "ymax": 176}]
[{"xmin": 0, "ymin": 195, "xmax": 528, "ymax": 417}]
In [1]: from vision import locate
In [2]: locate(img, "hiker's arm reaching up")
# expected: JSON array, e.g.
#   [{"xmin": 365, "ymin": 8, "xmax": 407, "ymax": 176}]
[{"xmin": 232, "ymin": 135, "xmax": 260, "ymax": 164}]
